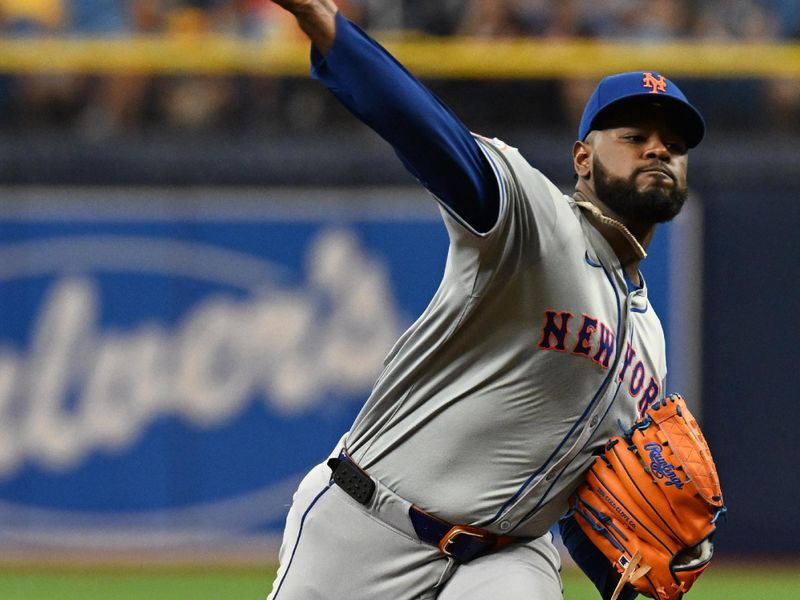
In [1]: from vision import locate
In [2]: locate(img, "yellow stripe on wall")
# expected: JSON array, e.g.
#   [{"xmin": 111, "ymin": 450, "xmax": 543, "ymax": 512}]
[{"xmin": 0, "ymin": 36, "xmax": 799, "ymax": 78}]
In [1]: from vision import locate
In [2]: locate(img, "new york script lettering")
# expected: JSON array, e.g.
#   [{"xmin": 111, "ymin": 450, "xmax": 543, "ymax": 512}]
[{"xmin": 537, "ymin": 310, "xmax": 660, "ymax": 413}]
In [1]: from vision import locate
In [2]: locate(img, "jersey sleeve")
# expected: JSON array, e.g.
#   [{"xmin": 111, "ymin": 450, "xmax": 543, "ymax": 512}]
[
  {"xmin": 309, "ymin": 11, "xmax": 499, "ymax": 233},
  {"xmin": 432, "ymin": 134, "xmax": 563, "ymax": 292}
]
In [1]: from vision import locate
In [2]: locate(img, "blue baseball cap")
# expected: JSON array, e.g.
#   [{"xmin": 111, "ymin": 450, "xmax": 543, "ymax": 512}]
[{"xmin": 578, "ymin": 71, "xmax": 705, "ymax": 148}]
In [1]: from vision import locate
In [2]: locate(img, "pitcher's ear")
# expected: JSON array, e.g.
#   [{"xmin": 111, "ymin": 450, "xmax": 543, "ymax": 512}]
[{"xmin": 573, "ymin": 140, "xmax": 592, "ymax": 180}]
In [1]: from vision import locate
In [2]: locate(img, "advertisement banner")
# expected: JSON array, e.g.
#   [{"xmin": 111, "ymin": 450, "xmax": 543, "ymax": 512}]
[{"xmin": 0, "ymin": 187, "xmax": 682, "ymax": 557}]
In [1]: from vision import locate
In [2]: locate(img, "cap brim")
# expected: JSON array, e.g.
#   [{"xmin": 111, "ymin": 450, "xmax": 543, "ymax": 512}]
[{"xmin": 590, "ymin": 94, "xmax": 705, "ymax": 148}]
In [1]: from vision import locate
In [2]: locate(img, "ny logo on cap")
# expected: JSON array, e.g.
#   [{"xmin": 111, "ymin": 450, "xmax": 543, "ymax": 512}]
[{"xmin": 642, "ymin": 72, "xmax": 667, "ymax": 94}]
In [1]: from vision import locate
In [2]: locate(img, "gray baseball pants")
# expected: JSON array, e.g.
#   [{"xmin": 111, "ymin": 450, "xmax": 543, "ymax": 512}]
[{"xmin": 267, "ymin": 442, "xmax": 563, "ymax": 600}]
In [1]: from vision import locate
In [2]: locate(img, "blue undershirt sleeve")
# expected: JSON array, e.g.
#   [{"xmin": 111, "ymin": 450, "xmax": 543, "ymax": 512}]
[
  {"xmin": 559, "ymin": 514, "xmax": 639, "ymax": 600},
  {"xmin": 309, "ymin": 12, "xmax": 499, "ymax": 233}
]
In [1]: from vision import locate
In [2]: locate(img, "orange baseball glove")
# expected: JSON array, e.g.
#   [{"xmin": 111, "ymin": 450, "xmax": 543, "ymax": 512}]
[{"xmin": 571, "ymin": 394, "xmax": 726, "ymax": 600}]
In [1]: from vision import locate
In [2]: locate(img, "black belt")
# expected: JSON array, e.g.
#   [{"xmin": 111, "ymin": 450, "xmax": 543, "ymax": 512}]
[{"xmin": 328, "ymin": 455, "xmax": 518, "ymax": 563}]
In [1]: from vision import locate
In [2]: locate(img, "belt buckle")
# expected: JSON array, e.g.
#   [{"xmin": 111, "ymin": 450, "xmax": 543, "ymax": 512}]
[{"xmin": 437, "ymin": 525, "xmax": 491, "ymax": 558}]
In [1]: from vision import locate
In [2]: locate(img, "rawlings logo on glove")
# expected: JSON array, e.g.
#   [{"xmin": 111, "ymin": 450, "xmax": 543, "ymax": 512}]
[
  {"xmin": 571, "ymin": 394, "xmax": 726, "ymax": 600},
  {"xmin": 644, "ymin": 442, "xmax": 683, "ymax": 488}
]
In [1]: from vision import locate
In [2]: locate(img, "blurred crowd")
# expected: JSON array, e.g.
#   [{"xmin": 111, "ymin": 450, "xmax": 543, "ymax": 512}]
[
  {"xmin": 0, "ymin": 0, "xmax": 799, "ymax": 139},
  {"xmin": 3, "ymin": 0, "xmax": 798, "ymax": 38}
]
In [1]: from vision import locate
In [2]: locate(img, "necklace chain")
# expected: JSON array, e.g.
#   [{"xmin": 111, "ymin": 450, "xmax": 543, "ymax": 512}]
[{"xmin": 573, "ymin": 196, "xmax": 648, "ymax": 261}]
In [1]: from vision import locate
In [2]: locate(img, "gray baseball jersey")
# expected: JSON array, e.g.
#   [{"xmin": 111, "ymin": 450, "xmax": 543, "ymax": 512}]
[
  {"xmin": 268, "ymin": 135, "xmax": 668, "ymax": 600},
  {"xmin": 345, "ymin": 135, "xmax": 667, "ymax": 538}
]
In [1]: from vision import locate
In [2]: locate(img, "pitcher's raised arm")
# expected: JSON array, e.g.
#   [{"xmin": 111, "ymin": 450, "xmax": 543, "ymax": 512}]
[{"xmin": 269, "ymin": 0, "xmax": 499, "ymax": 233}]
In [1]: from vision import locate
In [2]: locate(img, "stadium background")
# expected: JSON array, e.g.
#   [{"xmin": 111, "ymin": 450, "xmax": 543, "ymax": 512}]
[{"xmin": 0, "ymin": 1, "xmax": 798, "ymax": 598}]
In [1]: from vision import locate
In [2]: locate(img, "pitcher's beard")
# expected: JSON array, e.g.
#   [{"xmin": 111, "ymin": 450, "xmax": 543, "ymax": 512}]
[{"xmin": 593, "ymin": 157, "xmax": 688, "ymax": 224}]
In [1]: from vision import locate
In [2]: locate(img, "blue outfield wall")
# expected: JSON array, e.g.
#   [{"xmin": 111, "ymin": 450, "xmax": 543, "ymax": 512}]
[
  {"xmin": 0, "ymin": 185, "xmax": 699, "ymax": 557},
  {"xmin": 701, "ymin": 181, "xmax": 800, "ymax": 558}
]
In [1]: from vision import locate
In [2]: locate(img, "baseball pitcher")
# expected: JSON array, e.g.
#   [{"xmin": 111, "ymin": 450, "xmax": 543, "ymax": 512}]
[{"xmin": 265, "ymin": 2, "xmax": 725, "ymax": 599}]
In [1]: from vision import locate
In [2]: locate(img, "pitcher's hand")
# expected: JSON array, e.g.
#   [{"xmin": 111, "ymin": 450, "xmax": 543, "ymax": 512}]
[{"xmin": 269, "ymin": 0, "xmax": 338, "ymax": 53}]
